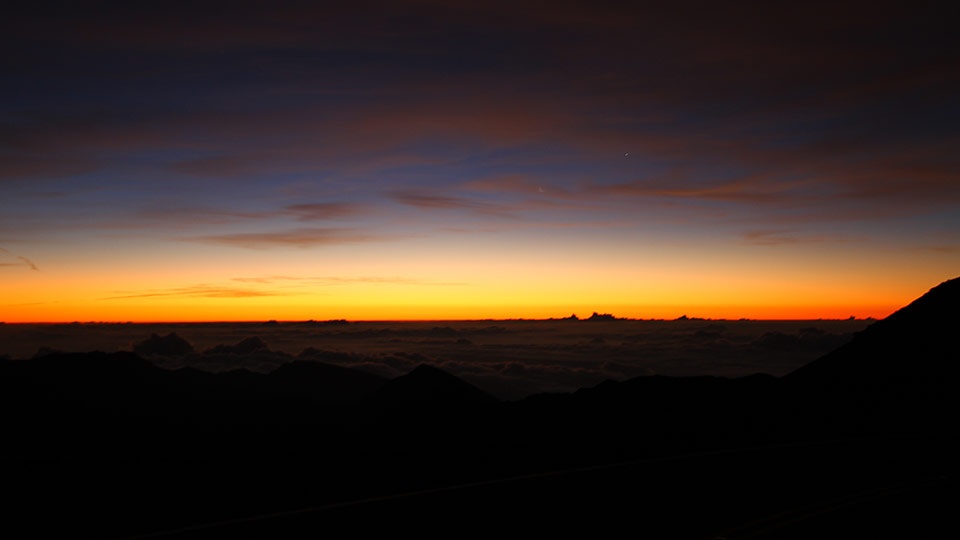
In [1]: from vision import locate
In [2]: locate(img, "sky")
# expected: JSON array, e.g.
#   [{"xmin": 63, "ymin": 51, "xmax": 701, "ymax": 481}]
[{"xmin": 2, "ymin": 1, "xmax": 958, "ymax": 322}]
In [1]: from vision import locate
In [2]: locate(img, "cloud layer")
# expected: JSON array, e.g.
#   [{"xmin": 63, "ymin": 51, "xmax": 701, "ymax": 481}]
[{"xmin": 0, "ymin": 319, "xmax": 868, "ymax": 400}]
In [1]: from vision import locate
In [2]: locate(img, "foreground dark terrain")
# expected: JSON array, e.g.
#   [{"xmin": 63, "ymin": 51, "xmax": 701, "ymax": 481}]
[{"xmin": 2, "ymin": 279, "xmax": 957, "ymax": 538}]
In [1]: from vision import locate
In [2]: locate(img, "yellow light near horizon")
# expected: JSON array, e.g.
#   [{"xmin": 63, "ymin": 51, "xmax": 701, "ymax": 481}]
[
  {"xmin": 1, "ymin": 244, "xmax": 947, "ymax": 323},
  {"xmin": 3, "ymin": 281, "xmax": 907, "ymax": 323},
  {"xmin": 1, "ymin": 302, "xmax": 902, "ymax": 323}
]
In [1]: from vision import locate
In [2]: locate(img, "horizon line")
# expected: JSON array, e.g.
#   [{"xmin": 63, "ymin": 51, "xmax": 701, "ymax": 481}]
[{"xmin": 0, "ymin": 316, "xmax": 879, "ymax": 325}]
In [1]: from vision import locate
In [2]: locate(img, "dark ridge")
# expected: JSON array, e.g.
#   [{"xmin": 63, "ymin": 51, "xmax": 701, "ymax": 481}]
[
  {"xmin": 33, "ymin": 346, "xmax": 66, "ymax": 358},
  {"xmin": 373, "ymin": 363, "xmax": 498, "ymax": 404},
  {"xmin": 203, "ymin": 336, "xmax": 269, "ymax": 354},
  {"xmin": 265, "ymin": 360, "xmax": 388, "ymax": 401},
  {"xmin": 297, "ymin": 347, "xmax": 373, "ymax": 363},
  {"xmin": 6, "ymin": 350, "xmax": 160, "ymax": 384},
  {"xmin": 0, "ymin": 352, "xmax": 181, "ymax": 429},
  {"xmin": 133, "ymin": 332, "xmax": 195, "ymax": 356},
  {"xmin": 585, "ymin": 312, "xmax": 620, "ymax": 321},
  {"xmin": 0, "ymin": 351, "xmax": 389, "ymax": 414}
]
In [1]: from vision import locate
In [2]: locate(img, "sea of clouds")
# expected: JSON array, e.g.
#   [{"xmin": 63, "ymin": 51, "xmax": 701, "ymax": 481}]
[{"xmin": 0, "ymin": 319, "xmax": 867, "ymax": 399}]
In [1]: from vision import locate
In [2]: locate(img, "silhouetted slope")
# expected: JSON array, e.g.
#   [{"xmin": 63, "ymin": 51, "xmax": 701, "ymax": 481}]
[
  {"xmin": 786, "ymin": 277, "xmax": 959, "ymax": 384},
  {"xmin": 203, "ymin": 336, "xmax": 269, "ymax": 354},
  {"xmin": 782, "ymin": 277, "xmax": 958, "ymax": 434},
  {"xmin": 1, "ymin": 351, "xmax": 170, "ymax": 411},
  {"xmin": 266, "ymin": 360, "xmax": 387, "ymax": 401},
  {"xmin": 500, "ymin": 373, "xmax": 782, "ymax": 466},
  {"xmin": 0, "ymin": 353, "xmax": 388, "ymax": 422},
  {"xmin": 373, "ymin": 364, "xmax": 497, "ymax": 404},
  {"xmin": 134, "ymin": 332, "xmax": 195, "ymax": 356}
]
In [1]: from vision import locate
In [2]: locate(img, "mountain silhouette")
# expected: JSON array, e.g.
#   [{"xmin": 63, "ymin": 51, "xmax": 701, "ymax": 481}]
[
  {"xmin": 265, "ymin": 360, "xmax": 387, "ymax": 401},
  {"xmin": 203, "ymin": 336, "xmax": 270, "ymax": 354},
  {"xmin": 373, "ymin": 363, "xmax": 497, "ymax": 404},
  {"xmin": 2, "ymin": 277, "xmax": 956, "ymax": 538},
  {"xmin": 0, "ymin": 353, "xmax": 389, "ymax": 424},
  {"xmin": 133, "ymin": 332, "xmax": 195, "ymax": 356},
  {"xmin": 782, "ymin": 277, "xmax": 958, "ymax": 434},
  {"xmin": 787, "ymin": 277, "xmax": 958, "ymax": 384}
]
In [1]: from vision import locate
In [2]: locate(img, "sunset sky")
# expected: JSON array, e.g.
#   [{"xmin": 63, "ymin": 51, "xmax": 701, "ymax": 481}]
[{"xmin": 2, "ymin": 1, "xmax": 958, "ymax": 322}]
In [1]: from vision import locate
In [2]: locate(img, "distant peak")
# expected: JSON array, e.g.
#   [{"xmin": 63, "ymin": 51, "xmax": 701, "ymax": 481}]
[
  {"xmin": 586, "ymin": 312, "xmax": 620, "ymax": 321},
  {"xmin": 375, "ymin": 364, "xmax": 497, "ymax": 403},
  {"xmin": 409, "ymin": 363, "xmax": 446, "ymax": 375}
]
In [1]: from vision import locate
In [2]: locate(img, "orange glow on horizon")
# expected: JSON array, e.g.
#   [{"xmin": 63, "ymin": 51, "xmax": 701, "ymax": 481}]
[
  {"xmin": 1, "ymin": 299, "xmax": 904, "ymax": 324},
  {"xmin": 1, "ymin": 244, "xmax": 949, "ymax": 324}
]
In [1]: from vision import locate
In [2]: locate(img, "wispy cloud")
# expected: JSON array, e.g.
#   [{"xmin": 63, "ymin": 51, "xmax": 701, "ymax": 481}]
[
  {"xmin": 463, "ymin": 174, "xmax": 573, "ymax": 198},
  {"xmin": 741, "ymin": 230, "xmax": 838, "ymax": 246},
  {"xmin": 925, "ymin": 245, "xmax": 960, "ymax": 254},
  {"xmin": 17, "ymin": 256, "xmax": 39, "ymax": 271},
  {"xmin": 581, "ymin": 170, "xmax": 805, "ymax": 205},
  {"xmin": 231, "ymin": 275, "xmax": 466, "ymax": 286},
  {"xmin": 0, "ymin": 153, "xmax": 101, "ymax": 181},
  {"xmin": 391, "ymin": 191, "xmax": 516, "ymax": 218},
  {"xmin": 183, "ymin": 227, "xmax": 398, "ymax": 249},
  {"xmin": 229, "ymin": 276, "xmax": 297, "ymax": 284},
  {"xmin": 283, "ymin": 202, "xmax": 363, "ymax": 221},
  {"xmin": 134, "ymin": 206, "xmax": 273, "ymax": 226},
  {"xmin": 102, "ymin": 285, "xmax": 286, "ymax": 300},
  {"xmin": 0, "ymin": 248, "xmax": 40, "ymax": 271},
  {"xmin": 134, "ymin": 202, "xmax": 363, "ymax": 228}
]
